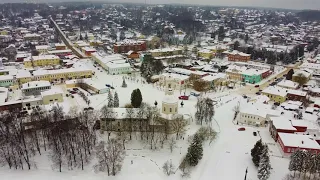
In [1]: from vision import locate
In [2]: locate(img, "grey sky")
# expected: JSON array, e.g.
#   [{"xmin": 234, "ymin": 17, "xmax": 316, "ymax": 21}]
[{"xmin": 2, "ymin": 0, "xmax": 320, "ymax": 10}]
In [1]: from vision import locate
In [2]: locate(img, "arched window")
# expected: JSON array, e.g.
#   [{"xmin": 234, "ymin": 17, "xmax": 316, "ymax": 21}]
[
  {"xmin": 170, "ymin": 108, "xmax": 172, "ymax": 112},
  {"xmin": 163, "ymin": 107, "xmax": 166, "ymax": 112}
]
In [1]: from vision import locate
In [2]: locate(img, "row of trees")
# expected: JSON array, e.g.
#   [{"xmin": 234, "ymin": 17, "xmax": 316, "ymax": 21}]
[
  {"xmin": 0, "ymin": 105, "xmax": 98, "ymax": 172},
  {"xmin": 288, "ymin": 149, "xmax": 320, "ymax": 179},
  {"xmin": 179, "ymin": 127, "xmax": 217, "ymax": 178},
  {"xmin": 195, "ymin": 97, "xmax": 215, "ymax": 125},
  {"xmin": 107, "ymin": 91, "xmax": 119, "ymax": 108}
]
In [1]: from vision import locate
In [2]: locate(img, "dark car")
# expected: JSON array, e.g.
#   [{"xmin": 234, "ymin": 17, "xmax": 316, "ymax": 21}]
[
  {"xmin": 256, "ymin": 92, "xmax": 261, "ymax": 95},
  {"xmin": 254, "ymin": 85, "xmax": 259, "ymax": 88},
  {"xmin": 238, "ymin": 127, "xmax": 246, "ymax": 131}
]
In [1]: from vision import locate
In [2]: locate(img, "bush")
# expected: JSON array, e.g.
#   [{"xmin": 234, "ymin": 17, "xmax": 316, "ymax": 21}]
[{"xmin": 124, "ymin": 103, "xmax": 133, "ymax": 108}]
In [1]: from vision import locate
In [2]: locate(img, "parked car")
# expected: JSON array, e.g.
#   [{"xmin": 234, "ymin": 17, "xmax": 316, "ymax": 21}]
[
  {"xmin": 238, "ymin": 127, "xmax": 246, "ymax": 131},
  {"xmin": 71, "ymin": 95, "xmax": 74, "ymax": 98},
  {"xmin": 254, "ymin": 85, "xmax": 259, "ymax": 88},
  {"xmin": 110, "ymin": 86, "xmax": 115, "ymax": 89},
  {"xmin": 179, "ymin": 95, "xmax": 189, "ymax": 100},
  {"xmin": 105, "ymin": 84, "xmax": 111, "ymax": 87},
  {"xmin": 243, "ymin": 95, "xmax": 247, "ymax": 98},
  {"xmin": 73, "ymin": 88, "xmax": 79, "ymax": 91},
  {"xmin": 70, "ymin": 91, "xmax": 77, "ymax": 94},
  {"xmin": 256, "ymin": 92, "xmax": 261, "ymax": 95},
  {"xmin": 190, "ymin": 92, "xmax": 200, "ymax": 97}
]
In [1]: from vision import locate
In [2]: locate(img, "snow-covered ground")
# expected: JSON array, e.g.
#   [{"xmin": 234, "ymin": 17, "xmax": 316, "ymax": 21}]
[{"xmin": 0, "ymin": 59, "xmax": 291, "ymax": 180}]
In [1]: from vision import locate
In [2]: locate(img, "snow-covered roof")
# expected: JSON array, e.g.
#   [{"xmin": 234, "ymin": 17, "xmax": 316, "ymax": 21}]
[
  {"xmin": 291, "ymin": 120, "xmax": 309, "ymax": 127},
  {"xmin": 277, "ymin": 80, "xmax": 299, "ymax": 89},
  {"xmin": 48, "ymin": 49, "xmax": 72, "ymax": 54},
  {"xmin": 16, "ymin": 70, "xmax": 31, "ymax": 78},
  {"xmin": 149, "ymin": 47, "xmax": 182, "ymax": 53},
  {"xmin": 0, "ymin": 75, "xmax": 13, "ymax": 81},
  {"xmin": 227, "ymin": 50, "xmax": 250, "ymax": 57},
  {"xmin": 270, "ymin": 116, "xmax": 296, "ymax": 130},
  {"xmin": 108, "ymin": 108, "xmax": 147, "ymax": 119},
  {"xmin": 278, "ymin": 133, "xmax": 320, "ymax": 150},
  {"xmin": 262, "ymin": 86, "xmax": 287, "ymax": 97},
  {"xmin": 40, "ymin": 87, "xmax": 63, "ymax": 96},
  {"xmin": 66, "ymin": 78, "xmax": 107, "ymax": 91},
  {"xmin": 31, "ymin": 55, "xmax": 59, "ymax": 61},
  {"xmin": 21, "ymin": 80, "xmax": 51, "ymax": 90},
  {"xmin": 33, "ymin": 68, "xmax": 92, "ymax": 76},
  {"xmin": 201, "ymin": 73, "xmax": 227, "ymax": 81},
  {"xmin": 160, "ymin": 73, "xmax": 189, "ymax": 81},
  {"xmin": 35, "ymin": 45, "xmax": 49, "ymax": 50}
]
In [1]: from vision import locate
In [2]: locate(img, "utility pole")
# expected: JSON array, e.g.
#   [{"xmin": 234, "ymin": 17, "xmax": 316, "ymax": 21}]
[{"xmin": 244, "ymin": 167, "xmax": 248, "ymax": 180}]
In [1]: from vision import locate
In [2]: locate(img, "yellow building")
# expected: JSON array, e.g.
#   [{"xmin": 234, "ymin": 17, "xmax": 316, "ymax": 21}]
[
  {"xmin": 198, "ymin": 49, "xmax": 213, "ymax": 59},
  {"xmin": 41, "ymin": 88, "xmax": 64, "ymax": 105},
  {"xmin": 33, "ymin": 68, "xmax": 93, "ymax": 82},
  {"xmin": 0, "ymin": 30, "xmax": 8, "ymax": 35},
  {"xmin": 16, "ymin": 70, "xmax": 32, "ymax": 85},
  {"xmin": 226, "ymin": 69, "xmax": 243, "ymax": 81},
  {"xmin": 24, "ymin": 55, "xmax": 60, "ymax": 68},
  {"xmin": 261, "ymin": 86, "xmax": 287, "ymax": 103},
  {"xmin": 149, "ymin": 48, "xmax": 183, "ymax": 57},
  {"xmin": 89, "ymin": 40, "xmax": 103, "ymax": 47},
  {"xmin": 292, "ymin": 70, "xmax": 311, "ymax": 83}
]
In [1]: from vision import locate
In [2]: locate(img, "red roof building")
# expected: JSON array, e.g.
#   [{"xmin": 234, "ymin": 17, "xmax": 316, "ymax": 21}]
[
  {"xmin": 278, "ymin": 133, "xmax": 320, "ymax": 154},
  {"xmin": 269, "ymin": 116, "xmax": 297, "ymax": 141},
  {"xmin": 114, "ymin": 40, "xmax": 146, "ymax": 53}
]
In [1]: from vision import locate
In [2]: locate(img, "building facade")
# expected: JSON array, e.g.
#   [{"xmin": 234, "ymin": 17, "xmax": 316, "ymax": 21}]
[
  {"xmin": 114, "ymin": 40, "xmax": 146, "ymax": 53},
  {"xmin": 33, "ymin": 68, "xmax": 93, "ymax": 82},
  {"xmin": 24, "ymin": 55, "xmax": 60, "ymax": 68},
  {"xmin": 227, "ymin": 51, "xmax": 251, "ymax": 62},
  {"xmin": 0, "ymin": 75, "xmax": 14, "ymax": 87}
]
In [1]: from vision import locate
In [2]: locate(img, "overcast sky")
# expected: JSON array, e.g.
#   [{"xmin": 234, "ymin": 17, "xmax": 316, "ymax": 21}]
[{"xmin": 2, "ymin": 0, "xmax": 320, "ymax": 10}]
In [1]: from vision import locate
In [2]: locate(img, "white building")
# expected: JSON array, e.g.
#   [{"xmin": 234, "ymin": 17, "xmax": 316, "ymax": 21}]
[
  {"xmin": 277, "ymin": 80, "xmax": 299, "ymax": 89},
  {"xmin": 91, "ymin": 53, "xmax": 131, "ymax": 75},
  {"xmin": 238, "ymin": 101, "xmax": 281, "ymax": 127},
  {"xmin": 21, "ymin": 80, "xmax": 51, "ymax": 96}
]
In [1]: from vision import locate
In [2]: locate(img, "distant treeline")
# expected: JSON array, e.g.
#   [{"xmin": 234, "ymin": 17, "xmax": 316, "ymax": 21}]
[{"xmin": 296, "ymin": 10, "xmax": 320, "ymax": 21}]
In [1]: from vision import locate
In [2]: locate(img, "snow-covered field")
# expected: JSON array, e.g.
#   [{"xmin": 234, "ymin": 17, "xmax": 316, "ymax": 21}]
[{"xmin": 0, "ymin": 59, "xmax": 291, "ymax": 180}]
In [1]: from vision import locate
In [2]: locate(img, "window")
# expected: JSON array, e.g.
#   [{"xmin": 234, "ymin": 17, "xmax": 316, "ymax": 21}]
[
  {"xmin": 163, "ymin": 107, "xmax": 166, "ymax": 112},
  {"xmin": 175, "ymin": 108, "xmax": 177, "ymax": 112},
  {"xmin": 170, "ymin": 108, "xmax": 172, "ymax": 112},
  {"xmin": 118, "ymin": 122, "xmax": 120, "ymax": 126}
]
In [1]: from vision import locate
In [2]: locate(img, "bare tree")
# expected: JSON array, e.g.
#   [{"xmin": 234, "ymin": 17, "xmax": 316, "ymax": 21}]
[
  {"xmin": 100, "ymin": 105, "xmax": 116, "ymax": 140},
  {"xmin": 105, "ymin": 139, "xmax": 125, "ymax": 176},
  {"xmin": 162, "ymin": 160, "xmax": 175, "ymax": 176},
  {"xmin": 94, "ymin": 141, "xmax": 110, "ymax": 176},
  {"xmin": 125, "ymin": 108, "xmax": 136, "ymax": 140},
  {"xmin": 117, "ymin": 131, "xmax": 129, "ymax": 150},
  {"xmin": 171, "ymin": 116, "xmax": 187, "ymax": 140},
  {"xmin": 168, "ymin": 137, "xmax": 177, "ymax": 153}
]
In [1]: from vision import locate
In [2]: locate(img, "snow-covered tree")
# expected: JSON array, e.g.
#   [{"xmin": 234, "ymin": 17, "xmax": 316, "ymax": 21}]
[
  {"xmin": 121, "ymin": 78, "xmax": 127, "ymax": 88},
  {"xmin": 114, "ymin": 92, "xmax": 119, "ymax": 108},
  {"xmin": 257, "ymin": 145, "xmax": 271, "ymax": 180},
  {"xmin": 251, "ymin": 139, "xmax": 264, "ymax": 167},
  {"xmin": 107, "ymin": 90, "xmax": 113, "ymax": 108},
  {"xmin": 186, "ymin": 134, "xmax": 203, "ymax": 166},
  {"xmin": 289, "ymin": 149, "xmax": 304, "ymax": 177},
  {"xmin": 162, "ymin": 160, "xmax": 175, "ymax": 176}
]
